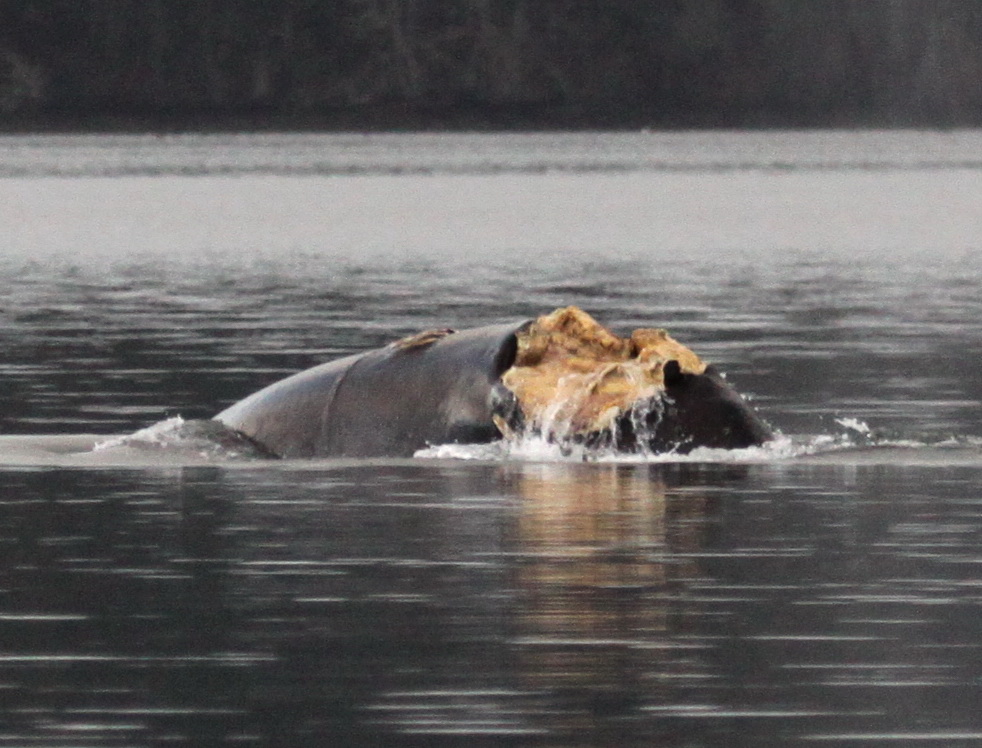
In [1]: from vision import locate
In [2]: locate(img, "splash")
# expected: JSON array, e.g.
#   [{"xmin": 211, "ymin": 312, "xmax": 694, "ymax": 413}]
[
  {"xmin": 834, "ymin": 417, "xmax": 873, "ymax": 438},
  {"xmin": 93, "ymin": 416, "xmax": 188, "ymax": 451},
  {"xmin": 415, "ymin": 432, "xmax": 801, "ymax": 463},
  {"xmin": 94, "ymin": 416, "xmax": 274, "ymax": 460},
  {"xmin": 416, "ymin": 420, "xmax": 982, "ymax": 464}
]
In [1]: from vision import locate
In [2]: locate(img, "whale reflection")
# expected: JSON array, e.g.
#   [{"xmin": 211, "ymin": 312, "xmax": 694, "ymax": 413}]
[
  {"xmin": 502, "ymin": 463, "xmax": 728, "ymax": 744},
  {"xmin": 4, "ymin": 459, "xmax": 972, "ymax": 747}
]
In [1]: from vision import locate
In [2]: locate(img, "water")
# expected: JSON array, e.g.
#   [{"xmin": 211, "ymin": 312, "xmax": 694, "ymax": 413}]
[{"xmin": 0, "ymin": 131, "xmax": 980, "ymax": 746}]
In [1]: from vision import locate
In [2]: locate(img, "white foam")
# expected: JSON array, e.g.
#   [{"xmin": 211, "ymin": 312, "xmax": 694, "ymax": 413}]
[
  {"xmin": 415, "ymin": 432, "xmax": 807, "ymax": 463},
  {"xmin": 414, "ymin": 425, "xmax": 982, "ymax": 465},
  {"xmin": 92, "ymin": 416, "xmax": 188, "ymax": 451},
  {"xmin": 834, "ymin": 417, "xmax": 873, "ymax": 437},
  {"xmin": 91, "ymin": 416, "xmax": 272, "ymax": 460}
]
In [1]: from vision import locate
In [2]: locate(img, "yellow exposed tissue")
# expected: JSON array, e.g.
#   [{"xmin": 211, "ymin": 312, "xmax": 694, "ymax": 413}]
[{"xmin": 500, "ymin": 306, "xmax": 706, "ymax": 435}]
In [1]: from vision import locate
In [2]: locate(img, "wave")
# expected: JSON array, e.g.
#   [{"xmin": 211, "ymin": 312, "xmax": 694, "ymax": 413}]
[
  {"xmin": 1, "ymin": 417, "xmax": 979, "ymax": 469},
  {"xmin": 92, "ymin": 416, "xmax": 276, "ymax": 460}
]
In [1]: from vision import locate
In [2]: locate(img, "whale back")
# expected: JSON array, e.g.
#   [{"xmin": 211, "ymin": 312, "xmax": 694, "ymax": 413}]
[
  {"xmin": 215, "ymin": 322, "xmax": 522, "ymax": 457},
  {"xmin": 215, "ymin": 309, "xmax": 773, "ymax": 458}
]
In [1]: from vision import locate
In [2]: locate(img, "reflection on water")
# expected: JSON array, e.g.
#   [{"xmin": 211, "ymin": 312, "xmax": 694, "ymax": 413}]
[
  {"xmin": 1, "ymin": 462, "xmax": 979, "ymax": 746},
  {"xmin": 509, "ymin": 465, "xmax": 699, "ymax": 746}
]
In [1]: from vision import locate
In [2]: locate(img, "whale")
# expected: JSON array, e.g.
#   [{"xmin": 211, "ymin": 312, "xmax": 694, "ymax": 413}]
[{"xmin": 215, "ymin": 306, "xmax": 772, "ymax": 458}]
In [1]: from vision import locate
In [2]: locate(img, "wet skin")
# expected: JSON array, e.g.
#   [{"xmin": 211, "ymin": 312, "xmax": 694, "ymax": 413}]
[{"xmin": 215, "ymin": 316, "xmax": 772, "ymax": 459}]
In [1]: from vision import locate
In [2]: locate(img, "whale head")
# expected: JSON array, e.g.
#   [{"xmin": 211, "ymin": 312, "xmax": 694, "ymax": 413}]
[{"xmin": 491, "ymin": 307, "xmax": 771, "ymax": 454}]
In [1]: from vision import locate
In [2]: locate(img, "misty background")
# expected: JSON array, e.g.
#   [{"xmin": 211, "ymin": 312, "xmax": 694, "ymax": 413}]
[{"xmin": 2, "ymin": 0, "xmax": 982, "ymax": 131}]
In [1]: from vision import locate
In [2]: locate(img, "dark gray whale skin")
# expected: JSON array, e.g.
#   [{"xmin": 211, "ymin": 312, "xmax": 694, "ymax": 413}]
[
  {"xmin": 215, "ymin": 323, "xmax": 520, "ymax": 458},
  {"xmin": 214, "ymin": 320, "xmax": 772, "ymax": 458}
]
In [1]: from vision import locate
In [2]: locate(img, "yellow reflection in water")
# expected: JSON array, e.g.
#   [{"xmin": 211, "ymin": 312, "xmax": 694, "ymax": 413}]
[{"xmin": 505, "ymin": 462, "xmax": 712, "ymax": 742}]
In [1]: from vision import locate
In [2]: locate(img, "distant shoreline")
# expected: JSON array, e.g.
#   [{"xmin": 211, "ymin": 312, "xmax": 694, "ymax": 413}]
[{"xmin": 0, "ymin": 102, "xmax": 966, "ymax": 135}]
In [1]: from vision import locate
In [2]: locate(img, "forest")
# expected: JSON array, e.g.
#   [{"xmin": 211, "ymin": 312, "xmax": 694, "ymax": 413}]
[{"xmin": 2, "ymin": 0, "xmax": 982, "ymax": 130}]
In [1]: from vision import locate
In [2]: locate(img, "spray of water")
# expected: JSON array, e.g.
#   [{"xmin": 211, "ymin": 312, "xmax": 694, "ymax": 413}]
[
  {"xmin": 416, "ymin": 416, "xmax": 977, "ymax": 463},
  {"xmin": 94, "ymin": 416, "xmax": 273, "ymax": 459}
]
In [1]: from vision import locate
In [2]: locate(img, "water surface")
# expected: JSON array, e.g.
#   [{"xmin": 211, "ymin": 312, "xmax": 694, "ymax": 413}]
[{"xmin": 0, "ymin": 132, "xmax": 979, "ymax": 746}]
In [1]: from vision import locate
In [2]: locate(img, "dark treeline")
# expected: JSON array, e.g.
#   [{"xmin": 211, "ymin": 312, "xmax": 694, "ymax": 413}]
[{"xmin": 2, "ymin": 0, "xmax": 982, "ymax": 130}]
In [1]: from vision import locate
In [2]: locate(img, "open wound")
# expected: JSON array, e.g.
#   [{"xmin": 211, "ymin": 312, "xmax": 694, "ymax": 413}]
[{"xmin": 493, "ymin": 306, "xmax": 705, "ymax": 446}]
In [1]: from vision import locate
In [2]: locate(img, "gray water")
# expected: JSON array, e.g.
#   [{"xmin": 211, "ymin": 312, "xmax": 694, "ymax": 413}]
[{"xmin": 0, "ymin": 132, "xmax": 980, "ymax": 746}]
